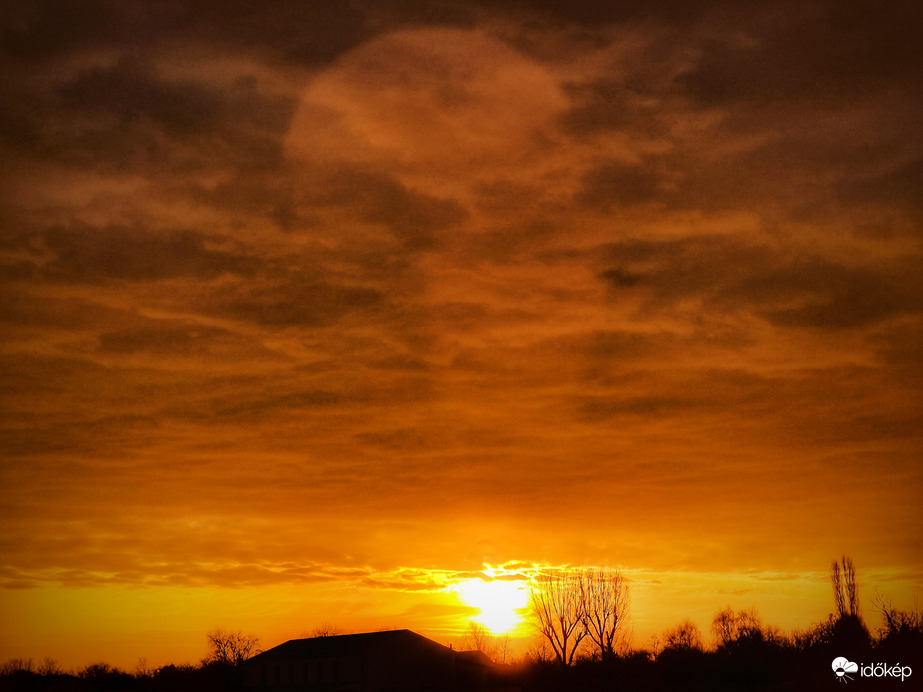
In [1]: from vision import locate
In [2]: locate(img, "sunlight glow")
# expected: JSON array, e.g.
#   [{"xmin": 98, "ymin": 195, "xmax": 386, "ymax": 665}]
[{"xmin": 454, "ymin": 577, "xmax": 529, "ymax": 634}]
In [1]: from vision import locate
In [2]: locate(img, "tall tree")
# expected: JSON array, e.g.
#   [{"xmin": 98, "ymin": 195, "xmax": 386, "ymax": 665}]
[
  {"xmin": 581, "ymin": 567, "xmax": 631, "ymax": 659},
  {"xmin": 529, "ymin": 568, "xmax": 587, "ymax": 666},
  {"xmin": 832, "ymin": 555, "xmax": 860, "ymax": 619}
]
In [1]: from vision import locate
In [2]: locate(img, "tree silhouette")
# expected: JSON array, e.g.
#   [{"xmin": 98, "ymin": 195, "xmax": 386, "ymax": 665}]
[
  {"xmin": 581, "ymin": 567, "xmax": 631, "ymax": 660},
  {"xmin": 529, "ymin": 568, "xmax": 587, "ymax": 666},
  {"xmin": 872, "ymin": 592, "xmax": 923, "ymax": 653},
  {"xmin": 306, "ymin": 622, "xmax": 343, "ymax": 638},
  {"xmin": 661, "ymin": 619, "xmax": 703, "ymax": 652},
  {"xmin": 204, "ymin": 628, "xmax": 261, "ymax": 667},
  {"xmin": 462, "ymin": 621, "xmax": 503, "ymax": 660},
  {"xmin": 829, "ymin": 556, "xmax": 872, "ymax": 652},
  {"xmin": 711, "ymin": 606, "xmax": 764, "ymax": 651},
  {"xmin": 831, "ymin": 555, "xmax": 860, "ymax": 619}
]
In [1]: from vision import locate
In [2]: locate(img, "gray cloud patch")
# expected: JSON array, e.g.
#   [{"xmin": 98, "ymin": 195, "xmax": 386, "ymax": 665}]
[
  {"xmin": 58, "ymin": 58, "xmax": 224, "ymax": 137},
  {"xmin": 217, "ymin": 278, "xmax": 382, "ymax": 327},
  {"xmin": 675, "ymin": 2, "xmax": 920, "ymax": 106},
  {"xmin": 4, "ymin": 57, "xmax": 296, "ymax": 174},
  {"xmin": 297, "ymin": 167, "xmax": 469, "ymax": 249},
  {"xmin": 38, "ymin": 225, "xmax": 255, "ymax": 282},
  {"xmin": 97, "ymin": 320, "xmax": 275, "ymax": 359},
  {"xmin": 1, "ymin": 0, "xmax": 118, "ymax": 61},
  {"xmin": 560, "ymin": 77, "xmax": 667, "ymax": 138},
  {"xmin": 599, "ymin": 237, "xmax": 923, "ymax": 330},
  {"xmin": 578, "ymin": 159, "xmax": 669, "ymax": 208}
]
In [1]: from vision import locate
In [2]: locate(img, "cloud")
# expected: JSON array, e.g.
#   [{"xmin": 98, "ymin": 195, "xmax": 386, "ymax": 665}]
[
  {"xmin": 597, "ymin": 236, "xmax": 923, "ymax": 330},
  {"xmin": 578, "ymin": 159, "xmax": 672, "ymax": 208},
  {"xmin": 291, "ymin": 166, "xmax": 469, "ymax": 249},
  {"xmin": 1, "ymin": 0, "xmax": 119, "ymax": 62},
  {"xmin": 675, "ymin": 2, "xmax": 921, "ymax": 106},
  {"xmin": 35, "ymin": 225, "xmax": 255, "ymax": 283},
  {"xmin": 96, "ymin": 320, "xmax": 272, "ymax": 359},
  {"xmin": 214, "ymin": 278, "xmax": 383, "ymax": 328},
  {"xmin": 285, "ymin": 26, "xmax": 568, "ymax": 191}
]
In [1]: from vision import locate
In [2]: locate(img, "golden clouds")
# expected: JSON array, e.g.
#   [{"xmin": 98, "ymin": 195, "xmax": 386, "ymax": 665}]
[{"xmin": 1, "ymin": 0, "xmax": 921, "ymax": 671}]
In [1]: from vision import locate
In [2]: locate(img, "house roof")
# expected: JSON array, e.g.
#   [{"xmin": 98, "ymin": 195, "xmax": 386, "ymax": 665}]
[{"xmin": 246, "ymin": 629, "xmax": 461, "ymax": 663}]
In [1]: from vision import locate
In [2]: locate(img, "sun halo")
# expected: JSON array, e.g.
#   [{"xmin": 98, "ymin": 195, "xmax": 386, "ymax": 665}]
[{"xmin": 454, "ymin": 577, "xmax": 529, "ymax": 635}]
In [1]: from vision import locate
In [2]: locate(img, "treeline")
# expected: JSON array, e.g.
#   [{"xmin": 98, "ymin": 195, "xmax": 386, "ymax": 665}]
[
  {"xmin": 506, "ymin": 556, "xmax": 922, "ymax": 690},
  {"xmin": 512, "ymin": 600, "xmax": 921, "ymax": 691},
  {"xmin": 0, "ymin": 659, "xmax": 242, "ymax": 692},
  {"xmin": 0, "ymin": 629, "xmax": 258, "ymax": 692},
  {"xmin": 2, "ymin": 559, "xmax": 921, "ymax": 692}
]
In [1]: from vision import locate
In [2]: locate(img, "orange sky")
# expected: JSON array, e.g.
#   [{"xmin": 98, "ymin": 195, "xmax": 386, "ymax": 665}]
[{"xmin": 1, "ymin": 0, "xmax": 921, "ymax": 671}]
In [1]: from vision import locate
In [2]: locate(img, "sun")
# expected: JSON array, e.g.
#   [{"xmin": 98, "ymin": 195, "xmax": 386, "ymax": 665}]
[{"xmin": 454, "ymin": 577, "xmax": 529, "ymax": 634}]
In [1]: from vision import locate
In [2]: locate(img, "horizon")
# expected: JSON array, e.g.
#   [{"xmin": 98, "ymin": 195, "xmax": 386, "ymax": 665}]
[
  {"xmin": 1, "ymin": 0, "xmax": 920, "ymax": 676},
  {"xmin": 2, "ymin": 559, "xmax": 913, "ymax": 671}
]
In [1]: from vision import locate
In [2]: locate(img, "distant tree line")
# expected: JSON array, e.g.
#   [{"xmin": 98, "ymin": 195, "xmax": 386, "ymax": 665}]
[
  {"xmin": 517, "ymin": 556, "xmax": 921, "ymax": 690},
  {"xmin": 2, "ymin": 558, "xmax": 921, "ymax": 692}
]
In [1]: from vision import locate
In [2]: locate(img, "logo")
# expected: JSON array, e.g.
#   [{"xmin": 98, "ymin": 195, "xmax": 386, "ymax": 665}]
[
  {"xmin": 832, "ymin": 657, "xmax": 913, "ymax": 683},
  {"xmin": 832, "ymin": 657, "xmax": 858, "ymax": 683}
]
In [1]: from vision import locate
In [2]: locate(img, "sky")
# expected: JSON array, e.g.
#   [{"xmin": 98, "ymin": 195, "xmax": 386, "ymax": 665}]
[{"xmin": 1, "ymin": 0, "xmax": 921, "ymax": 671}]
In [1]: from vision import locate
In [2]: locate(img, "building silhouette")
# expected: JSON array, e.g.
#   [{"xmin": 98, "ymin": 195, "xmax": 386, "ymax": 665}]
[{"xmin": 242, "ymin": 629, "xmax": 494, "ymax": 691}]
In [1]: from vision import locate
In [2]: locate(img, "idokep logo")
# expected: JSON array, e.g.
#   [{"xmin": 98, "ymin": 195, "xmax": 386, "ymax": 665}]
[
  {"xmin": 832, "ymin": 657, "xmax": 859, "ymax": 683},
  {"xmin": 832, "ymin": 657, "xmax": 913, "ymax": 683}
]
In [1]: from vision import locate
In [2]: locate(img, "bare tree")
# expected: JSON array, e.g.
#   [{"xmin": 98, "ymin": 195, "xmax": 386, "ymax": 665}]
[
  {"xmin": 832, "ymin": 555, "xmax": 860, "ymax": 619},
  {"xmin": 494, "ymin": 633, "xmax": 512, "ymax": 664},
  {"xmin": 0, "ymin": 659, "xmax": 34, "ymax": 675},
  {"xmin": 462, "ymin": 621, "xmax": 498, "ymax": 659},
  {"xmin": 872, "ymin": 592, "xmax": 923, "ymax": 646},
  {"xmin": 711, "ymin": 607, "xmax": 764, "ymax": 650},
  {"xmin": 529, "ymin": 568, "xmax": 587, "ymax": 666},
  {"xmin": 581, "ymin": 567, "xmax": 631, "ymax": 660},
  {"xmin": 306, "ymin": 622, "xmax": 343, "ymax": 638},
  {"xmin": 661, "ymin": 619, "xmax": 703, "ymax": 652},
  {"xmin": 134, "ymin": 658, "xmax": 153, "ymax": 679},
  {"xmin": 205, "ymin": 628, "xmax": 261, "ymax": 666}
]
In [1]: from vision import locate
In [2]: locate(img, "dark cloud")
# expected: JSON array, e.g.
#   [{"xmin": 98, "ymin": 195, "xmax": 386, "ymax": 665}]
[
  {"xmin": 96, "ymin": 319, "xmax": 276, "ymax": 359},
  {"xmin": 599, "ymin": 237, "xmax": 923, "ymax": 330},
  {"xmin": 487, "ymin": 0, "xmax": 716, "ymax": 26},
  {"xmin": 209, "ymin": 389, "xmax": 341, "ymax": 421},
  {"xmin": 675, "ymin": 1, "xmax": 922, "ymax": 106},
  {"xmin": 0, "ymin": 291, "xmax": 126, "ymax": 329},
  {"xmin": 44, "ymin": 61, "xmax": 295, "ymax": 172},
  {"xmin": 36, "ymin": 225, "xmax": 255, "ymax": 283},
  {"xmin": 216, "ymin": 278, "xmax": 382, "ymax": 327},
  {"xmin": 58, "ymin": 59, "xmax": 224, "ymax": 137},
  {"xmin": 837, "ymin": 156, "xmax": 923, "ymax": 219},
  {"xmin": 578, "ymin": 159, "xmax": 671, "ymax": 208},
  {"xmin": 559, "ymin": 77, "xmax": 667, "ymax": 138},
  {"xmin": 298, "ymin": 167, "xmax": 469, "ymax": 249},
  {"xmin": 1, "ymin": 0, "xmax": 372, "ymax": 68},
  {"xmin": 758, "ymin": 258, "xmax": 923, "ymax": 330},
  {"xmin": 1, "ymin": 0, "xmax": 119, "ymax": 62}
]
